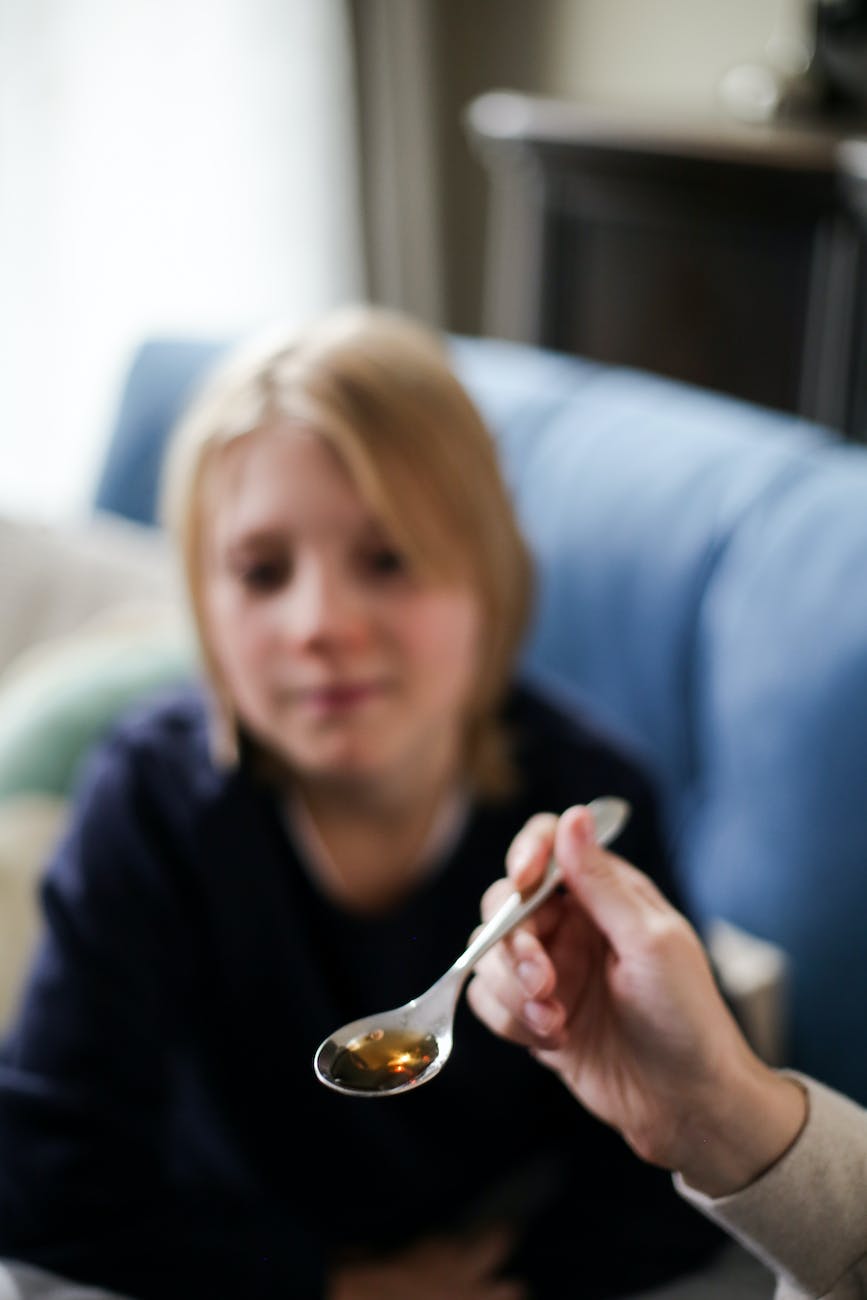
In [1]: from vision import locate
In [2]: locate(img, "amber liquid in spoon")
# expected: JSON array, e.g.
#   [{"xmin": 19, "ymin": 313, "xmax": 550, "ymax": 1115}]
[{"xmin": 328, "ymin": 1027, "xmax": 439, "ymax": 1094}]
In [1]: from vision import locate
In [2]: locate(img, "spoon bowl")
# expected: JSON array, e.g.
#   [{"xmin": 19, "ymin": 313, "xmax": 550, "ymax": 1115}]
[{"xmin": 313, "ymin": 795, "xmax": 631, "ymax": 1097}]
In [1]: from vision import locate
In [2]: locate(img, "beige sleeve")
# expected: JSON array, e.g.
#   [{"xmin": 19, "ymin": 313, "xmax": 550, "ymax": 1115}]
[{"xmin": 674, "ymin": 1072, "xmax": 867, "ymax": 1298}]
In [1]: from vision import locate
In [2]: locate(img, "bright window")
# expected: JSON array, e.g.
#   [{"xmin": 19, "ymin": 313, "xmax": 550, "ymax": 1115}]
[{"xmin": 0, "ymin": 0, "xmax": 363, "ymax": 521}]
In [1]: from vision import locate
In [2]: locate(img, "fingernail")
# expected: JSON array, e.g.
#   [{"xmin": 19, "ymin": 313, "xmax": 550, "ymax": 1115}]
[
  {"xmin": 524, "ymin": 1000, "xmax": 558, "ymax": 1034},
  {"xmin": 517, "ymin": 960, "xmax": 544, "ymax": 996},
  {"xmin": 575, "ymin": 808, "xmax": 595, "ymax": 845},
  {"xmin": 508, "ymin": 840, "xmax": 533, "ymax": 880}
]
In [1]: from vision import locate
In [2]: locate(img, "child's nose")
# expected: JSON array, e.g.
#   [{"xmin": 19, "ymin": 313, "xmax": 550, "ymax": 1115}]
[{"xmin": 281, "ymin": 561, "xmax": 366, "ymax": 646}]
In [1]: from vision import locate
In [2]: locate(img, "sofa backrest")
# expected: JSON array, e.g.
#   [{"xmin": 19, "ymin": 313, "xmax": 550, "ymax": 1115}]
[{"xmin": 94, "ymin": 330, "xmax": 867, "ymax": 1104}]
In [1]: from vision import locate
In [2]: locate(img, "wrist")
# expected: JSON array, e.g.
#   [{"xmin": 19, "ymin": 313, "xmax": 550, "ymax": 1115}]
[{"xmin": 677, "ymin": 1054, "xmax": 808, "ymax": 1199}]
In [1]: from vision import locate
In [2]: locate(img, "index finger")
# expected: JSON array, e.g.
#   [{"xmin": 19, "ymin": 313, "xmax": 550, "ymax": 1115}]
[{"xmin": 505, "ymin": 812, "xmax": 558, "ymax": 892}]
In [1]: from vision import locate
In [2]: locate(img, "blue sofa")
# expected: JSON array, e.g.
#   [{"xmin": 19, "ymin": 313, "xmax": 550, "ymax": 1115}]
[{"xmin": 94, "ymin": 330, "xmax": 867, "ymax": 1107}]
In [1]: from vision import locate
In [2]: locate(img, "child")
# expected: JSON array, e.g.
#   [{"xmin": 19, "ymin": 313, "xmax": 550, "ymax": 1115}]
[{"xmin": 0, "ymin": 306, "xmax": 723, "ymax": 1298}]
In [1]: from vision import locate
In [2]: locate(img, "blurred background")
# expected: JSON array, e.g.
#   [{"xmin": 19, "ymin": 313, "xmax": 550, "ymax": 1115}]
[{"xmin": 3, "ymin": 0, "xmax": 866, "ymax": 521}]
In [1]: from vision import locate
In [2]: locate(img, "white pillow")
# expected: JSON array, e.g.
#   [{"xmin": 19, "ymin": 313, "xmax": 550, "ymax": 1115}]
[{"xmin": 0, "ymin": 511, "xmax": 178, "ymax": 676}]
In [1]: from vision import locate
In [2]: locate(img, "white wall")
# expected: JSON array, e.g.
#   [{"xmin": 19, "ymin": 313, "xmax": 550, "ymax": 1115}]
[
  {"xmin": 543, "ymin": 0, "xmax": 814, "ymax": 110},
  {"xmin": 0, "ymin": 0, "xmax": 363, "ymax": 523}
]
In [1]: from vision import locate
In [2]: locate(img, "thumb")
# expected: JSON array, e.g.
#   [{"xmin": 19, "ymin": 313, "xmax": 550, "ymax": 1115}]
[{"xmin": 555, "ymin": 804, "xmax": 670, "ymax": 955}]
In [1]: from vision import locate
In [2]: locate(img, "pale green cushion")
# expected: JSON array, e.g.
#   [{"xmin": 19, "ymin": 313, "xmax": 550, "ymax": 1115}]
[{"xmin": 0, "ymin": 603, "xmax": 195, "ymax": 801}]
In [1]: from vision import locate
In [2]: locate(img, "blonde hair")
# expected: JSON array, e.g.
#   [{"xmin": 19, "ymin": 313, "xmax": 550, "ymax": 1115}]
[{"xmin": 160, "ymin": 303, "xmax": 535, "ymax": 798}]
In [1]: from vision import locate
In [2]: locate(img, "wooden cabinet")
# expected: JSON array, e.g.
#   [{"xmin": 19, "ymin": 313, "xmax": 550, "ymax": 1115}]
[{"xmin": 466, "ymin": 91, "xmax": 867, "ymax": 439}]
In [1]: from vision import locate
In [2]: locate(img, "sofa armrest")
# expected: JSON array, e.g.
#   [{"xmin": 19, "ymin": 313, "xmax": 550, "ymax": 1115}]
[{"xmin": 0, "ymin": 796, "xmax": 68, "ymax": 1033}]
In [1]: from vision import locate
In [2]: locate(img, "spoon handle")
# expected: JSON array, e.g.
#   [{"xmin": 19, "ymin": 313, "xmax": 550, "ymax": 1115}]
[{"xmin": 451, "ymin": 796, "xmax": 631, "ymax": 977}]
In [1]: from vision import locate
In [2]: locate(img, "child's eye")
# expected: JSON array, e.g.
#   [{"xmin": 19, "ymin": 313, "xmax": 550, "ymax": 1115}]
[
  {"xmin": 238, "ymin": 559, "xmax": 288, "ymax": 592},
  {"xmin": 364, "ymin": 547, "xmax": 406, "ymax": 578}
]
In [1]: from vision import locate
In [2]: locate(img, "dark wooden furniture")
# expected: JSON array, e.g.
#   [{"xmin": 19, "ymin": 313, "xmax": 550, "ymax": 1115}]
[{"xmin": 465, "ymin": 90, "xmax": 867, "ymax": 439}]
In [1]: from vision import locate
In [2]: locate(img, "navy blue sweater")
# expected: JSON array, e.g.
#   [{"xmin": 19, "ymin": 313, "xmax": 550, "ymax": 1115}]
[{"xmin": 0, "ymin": 680, "xmax": 722, "ymax": 1298}]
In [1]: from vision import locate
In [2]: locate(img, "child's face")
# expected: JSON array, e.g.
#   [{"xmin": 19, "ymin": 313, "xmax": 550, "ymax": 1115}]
[{"xmin": 202, "ymin": 423, "xmax": 483, "ymax": 796}]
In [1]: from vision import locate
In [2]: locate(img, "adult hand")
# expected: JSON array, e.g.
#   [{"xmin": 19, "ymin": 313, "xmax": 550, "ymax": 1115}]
[
  {"xmin": 466, "ymin": 805, "xmax": 806, "ymax": 1197},
  {"xmin": 327, "ymin": 1222, "xmax": 528, "ymax": 1300}
]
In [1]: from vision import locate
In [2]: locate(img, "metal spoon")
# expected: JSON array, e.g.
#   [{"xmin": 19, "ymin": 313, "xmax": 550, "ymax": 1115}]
[{"xmin": 313, "ymin": 795, "xmax": 632, "ymax": 1098}]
